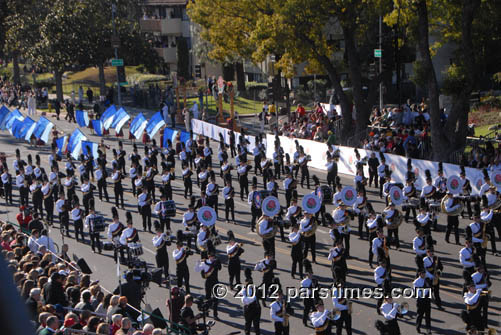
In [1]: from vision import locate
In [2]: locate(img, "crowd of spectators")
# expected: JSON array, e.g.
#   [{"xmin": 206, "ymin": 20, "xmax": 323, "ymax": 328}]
[{"xmin": 0, "ymin": 219, "xmax": 169, "ymax": 335}]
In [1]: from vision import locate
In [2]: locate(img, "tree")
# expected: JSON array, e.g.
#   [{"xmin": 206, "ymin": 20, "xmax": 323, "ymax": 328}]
[{"xmin": 188, "ymin": 0, "xmax": 392, "ymax": 142}]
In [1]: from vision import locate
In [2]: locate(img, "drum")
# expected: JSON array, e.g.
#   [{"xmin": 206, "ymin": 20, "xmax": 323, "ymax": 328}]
[
  {"xmin": 165, "ymin": 200, "xmax": 176, "ymax": 217},
  {"xmin": 128, "ymin": 243, "xmax": 144, "ymax": 257},
  {"xmin": 103, "ymin": 242, "xmax": 114, "ymax": 251},
  {"xmin": 428, "ymin": 200, "xmax": 441, "ymax": 213},
  {"xmin": 93, "ymin": 216, "xmax": 106, "ymax": 232}
]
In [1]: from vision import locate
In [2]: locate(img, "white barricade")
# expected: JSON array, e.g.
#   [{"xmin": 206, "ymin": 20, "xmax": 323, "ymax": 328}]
[{"xmin": 191, "ymin": 119, "xmax": 257, "ymax": 153}]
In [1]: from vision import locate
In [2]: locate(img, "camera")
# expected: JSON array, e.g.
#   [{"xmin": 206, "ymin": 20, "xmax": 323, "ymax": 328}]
[
  {"xmin": 125, "ymin": 260, "xmax": 151, "ymax": 290},
  {"xmin": 195, "ymin": 297, "xmax": 213, "ymax": 313}
]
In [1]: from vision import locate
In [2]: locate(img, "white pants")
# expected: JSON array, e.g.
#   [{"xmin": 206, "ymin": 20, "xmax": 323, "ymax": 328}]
[{"xmin": 28, "ymin": 106, "xmax": 35, "ymax": 116}]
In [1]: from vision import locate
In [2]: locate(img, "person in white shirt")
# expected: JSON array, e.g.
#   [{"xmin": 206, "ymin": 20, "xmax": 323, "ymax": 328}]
[
  {"xmin": 36, "ymin": 230, "xmax": 57, "ymax": 261},
  {"xmin": 378, "ymin": 296, "xmax": 402, "ymax": 335},
  {"xmin": 288, "ymin": 224, "xmax": 303, "ymax": 279},
  {"xmin": 239, "ymin": 270, "xmax": 261, "ymax": 334},
  {"xmin": 466, "ymin": 214, "xmax": 487, "ymax": 268},
  {"xmin": 71, "ymin": 201, "xmax": 84, "ymax": 242},
  {"xmin": 152, "ymin": 221, "xmax": 171, "ymax": 283},
  {"xmin": 173, "ymin": 240, "xmax": 190, "ymax": 294},
  {"xmin": 332, "ymin": 281, "xmax": 352, "ymax": 334},
  {"xmin": 138, "ymin": 187, "xmax": 152, "ymax": 232},
  {"xmin": 309, "ymin": 300, "xmax": 331, "ymax": 333},
  {"xmin": 413, "ymin": 270, "xmax": 432, "ymax": 334},
  {"xmin": 269, "ymin": 290, "xmax": 290, "ymax": 335},
  {"xmin": 28, "ymin": 229, "xmax": 41, "ymax": 253},
  {"xmin": 462, "ymin": 283, "xmax": 485, "ymax": 331},
  {"xmin": 84, "ymin": 205, "xmax": 102, "ymax": 253}
]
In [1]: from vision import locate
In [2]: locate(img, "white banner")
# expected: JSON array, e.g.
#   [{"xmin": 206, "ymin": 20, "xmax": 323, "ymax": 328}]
[
  {"xmin": 266, "ymin": 135, "xmax": 485, "ymax": 195},
  {"xmin": 191, "ymin": 119, "xmax": 257, "ymax": 153}
]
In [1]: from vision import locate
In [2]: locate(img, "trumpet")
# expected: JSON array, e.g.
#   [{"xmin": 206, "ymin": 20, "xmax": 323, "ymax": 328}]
[
  {"xmin": 328, "ymin": 309, "xmax": 342, "ymax": 321},
  {"xmin": 397, "ymin": 302, "xmax": 409, "ymax": 315}
]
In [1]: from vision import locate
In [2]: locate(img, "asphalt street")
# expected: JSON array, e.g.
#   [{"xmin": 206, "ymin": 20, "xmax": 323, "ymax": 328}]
[{"xmin": 1, "ymin": 111, "xmax": 499, "ymax": 335}]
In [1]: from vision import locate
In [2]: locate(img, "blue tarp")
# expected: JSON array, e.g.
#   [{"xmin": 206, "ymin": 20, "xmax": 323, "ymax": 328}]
[
  {"xmin": 146, "ymin": 111, "xmax": 165, "ymax": 138},
  {"xmin": 130, "ymin": 113, "xmax": 147, "ymax": 139},
  {"xmin": 67, "ymin": 129, "xmax": 87, "ymax": 159},
  {"xmin": 76, "ymin": 110, "xmax": 89, "ymax": 127},
  {"xmin": 101, "ymin": 105, "xmax": 117, "ymax": 130},
  {"xmin": 111, "ymin": 107, "xmax": 130, "ymax": 133},
  {"xmin": 56, "ymin": 136, "xmax": 67, "ymax": 155},
  {"xmin": 32, "ymin": 116, "xmax": 54, "ymax": 143},
  {"xmin": 92, "ymin": 120, "xmax": 104, "ymax": 136}
]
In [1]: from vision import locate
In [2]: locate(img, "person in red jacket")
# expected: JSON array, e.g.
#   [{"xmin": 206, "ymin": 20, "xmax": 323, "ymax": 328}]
[{"xmin": 16, "ymin": 206, "xmax": 32, "ymax": 231}]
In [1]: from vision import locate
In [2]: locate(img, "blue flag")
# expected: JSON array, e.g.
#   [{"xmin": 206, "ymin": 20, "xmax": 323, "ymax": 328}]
[
  {"xmin": 82, "ymin": 141, "xmax": 98, "ymax": 159},
  {"xmin": 15, "ymin": 117, "xmax": 36, "ymax": 141},
  {"xmin": 130, "ymin": 113, "xmax": 147, "ymax": 139},
  {"xmin": 179, "ymin": 131, "xmax": 190, "ymax": 144},
  {"xmin": 146, "ymin": 112, "xmax": 166, "ymax": 138},
  {"xmin": 67, "ymin": 129, "xmax": 88, "ymax": 160},
  {"xmin": 92, "ymin": 120, "xmax": 104, "ymax": 136},
  {"xmin": 11, "ymin": 119, "xmax": 24, "ymax": 138},
  {"xmin": 101, "ymin": 105, "xmax": 117, "ymax": 130},
  {"xmin": 32, "ymin": 116, "xmax": 54, "ymax": 143},
  {"xmin": 111, "ymin": 107, "xmax": 130, "ymax": 133},
  {"xmin": 4, "ymin": 109, "xmax": 24, "ymax": 133},
  {"xmin": 56, "ymin": 136, "xmax": 67, "ymax": 155},
  {"xmin": 162, "ymin": 128, "xmax": 174, "ymax": 148},
  {"xmin": 0, "ymin": 106, "xmax": 10, "ymax": 127},
  {"xmin": 76, "ymin": 110, "xmax": 89, "ymax": 127}
]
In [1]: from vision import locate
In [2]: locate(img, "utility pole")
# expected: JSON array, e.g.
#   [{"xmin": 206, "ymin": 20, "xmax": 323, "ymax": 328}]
[
  {"xmin": 379, "ymin": 15, "xmax": 383, "ymax": 111},
  {"xmin": 112, "ymin": 3, "xmax": 122, "ymax": 107}
]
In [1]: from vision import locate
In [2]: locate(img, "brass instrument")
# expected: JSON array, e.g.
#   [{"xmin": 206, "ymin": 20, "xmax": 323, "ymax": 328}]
[
  {"xmin": 385, "ymin": 209, "xmax": 403, "ymax": 230},
  {"xmin": 431, "ymin": 256, "xmax": 442, "ymax": 286},
  {"xmin": 397, "ymin": 302, "xmax": 409, "ymax": 314},
  {"xmin": 281, "ymin": 300, "xmax": 289, "ymax": 327},
  {"xmin": 300, "ymin": 217, "xmax": 318, "ymax": 238},
  {"xmin": 473, "ymin": 328, "xmax": 498, "ymax": 335},
  {"xmin": 487, "ymin": 192, "xmax": 501, "ymax": 212},
  {"xmin": 481, "ymin": 289, "xmax": 492, "ymax": 298},
  {"xmin": 481, "ymin": 221, "xmax": 489, "ymax": 249},
  {"xmin": 440, "ymin": 194, "xmax": 464, "ymax": 216},
  {"xmin": 329, "ymin": 310, "xmax": 342, "ymax": 321},
  {"xmin": 334, "ymin": 207, "xmax": 351, "ymax": 226},
  {"xmin": 348, "ymin": 301, "xmax": 353, "ymax": 315},
  {"xmin": 257, "ymin": 217, "xmax": 277, "ymax": 240},
  {"xmin": 228, "ymin": 243, "xmax": 243, "ymax": 258}
]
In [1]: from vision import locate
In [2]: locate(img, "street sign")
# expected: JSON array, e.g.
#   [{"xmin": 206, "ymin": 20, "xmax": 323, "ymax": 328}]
[
  {"xmin": 111, "ymin": 59, "xmax": 124, "ymax": 67},
  {"xmin": 111, "ymin": 35, "xmax": 120, "ymax": 48},
  {"xmin": 374, "ymin": 49, "xmax": 382, "ymax": 58},
  {"xmin": 217, "ymin": 76, "xmax": 224, "ymax": 94},
  {"xmin": 120, "ymin": 82, "xmax": 128, "ymax": 86}
]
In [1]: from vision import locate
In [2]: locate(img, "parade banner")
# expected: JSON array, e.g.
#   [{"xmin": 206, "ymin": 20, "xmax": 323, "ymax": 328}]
[
  {"xmin": 76, "ymin": 110, "xmax": 89, "ymax": 127},
  {"xmin": 32, "ymin": 116, "xmax": 54, "ymax": 143},
  {"xmin": 56, "ymin": 136, "xmax": 67, "ymax": 155},
  {"xmin": 92, "ymin": 120, "xmax": 104, "ymax": 136},
  {"xmin": 111, "ymin": 107, "xmax": 130, "ymax": 134},
  {"xmin": 67, "ymin": 129, "xmax": 87, "ymax": 160},
  {"xmin": 3, "ymin": 109, "xmax": 24, "ymax": 132},
  {"xmin": 265, "ymin": 134, "xmax": 486, "ymax": 196},
  {"xmin": 0, "ymin": 106, "xmax": 10, "ymax": 127},
  {"xmin": 190, "ymin": 119, "xmax": 257, "ymax": 153},
  {"xmin": 130, "ymin": 113, "xmax": 147, "ymax": 140},
  {"xmin": 101, "ymin": 105, "xmax": 117, "ymax": 130},
  {"xmin": 82, "ymin": 141, "xmax": 98, "ymax": 159},
  {"xmin": 146, "ymin": 111, "xmax": 165, "ymax": 138},
  {"xmin": 15, "ymin": 117, "xmax": 36, "ymax": 141}
]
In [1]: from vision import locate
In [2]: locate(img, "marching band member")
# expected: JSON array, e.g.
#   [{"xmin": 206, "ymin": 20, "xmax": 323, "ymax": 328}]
[
  {"xmin": 145, "ymin": 162, "xmax": 157, "ymax": 202},
  {"xmin": 459, "ymin": 239, "xmax": 477, "ymax": 287},
  {"xmin": 328, "ymin": 239, "xmax": 347, "ymax": 284},
  {"xmin": 298, "ymin": 150, "xmax": 310, "ymax": 189},
  {"xmin": 161, "ymin": 164, "xmax": 174, "ymax": 201},
  {"xmin": 470, "ymin": 265, "xmax": 491, "ymax": 328},
  {"xmin": 253, "ymin": 141, "xmax": 263, "ymax": 176},
  {"xmin": 273, "ymin": 142, "xmax": 284, "ymax": 179},
  {"xmin": 300, "ymin": 213, "xmax": 317, "ymax": 263},
  {"xmin": 182, "ymin": 163, "xmax": 193, "ymax": 199},
  {"xmin": 413, "ymin": 269, "xmax": 432, "ymax": 334},
  {"xmin": 354, "ymin": 167, "xmax": 367, "ymax": 197},
  {"xmin": 417, "ymin": 206, "xmax": 434, "ymax": 244},
  {"xmin": 248, "ymin": 177, "xmax": 262, "ymax": 232},
  {"xmin": 382, "ymin": 171, "xmax": 393, "ymax": 206},
  {"xmin": 182, "ymin": 204, "xmax": 198, "ymax": 251},
  {"xmin": 270, "ymin": 289, "xmax": 291, "ymax": 335},
  {"xmin": 1, "ymin": 167, "xmax": 12, "ymax": 205},
  {"xmin": 217, "ymin": 145, "xmax": 228, "ymax": 178},
  {"xmin": 333, "ymin": 181, "xmax": 343, "ymax": 205},
  {"xmin": 485, "ymin": 186, "xmax": 501, "ymax": 253},
  {"xmin": 480, "ymin": 199, "xmax": 498, "ymax": 256},
  {"xmin": 138, "ymin": 187, "xmax": 152, "ymax": 232},
  {"xmin": 153, "ymin": 220, "xmax": 171, "ymax": 284},
  {"xmin": 333, "ymin": 203, "xmax": 351, "ymax": 257},
  {"xmin": 111, "ymin": 164, "xmax": 124, "ymax": 209},
  {"xmin": 434, "ymin": 163, "xmax": 447, "ymax": 199},
  {"xmin": 302, "ymin": 260, "xmax": 317, "ymax": 326},
  {"xmin": 413, "ymin": 226, "xmax": 427, "ymax": 270},
  {"xmin": 95, "ymin": 165, "xmax": 109, "ymax": 202},
  {"xmin": 129, "ymin": 160, "xmax": 139, "ymax": 197},
  {"xmin": 154, "ymin": 192, "xmax": 171, "ymax": 232},
  {"xmin": 261, "ymin": 157, "xmax": 272, "ymax": 186},
  {"xmin": 466, "ymin": 213, "xmax": 486, "ymax": 268},
  {"xmin": 84, "ymin": 203, "xmax": 102, "ymax": 254},
  {"xmin": 197, "ymin": 224, "xmax": 214, "ymax": 259},
  {"xmin": 198, "ymin": 164, "xmax": 209, "ymax": 193},
  {"xmin": 63, "ymin": 169, "xmax": 77, "ymax": 204},
  {"xmin": 310, "ymin": 299, "xmax": 331, "ymax": 335},
  {"xmin": 259, "ymin": 214, "xmax": 275, "ymax": 256},
  {"xmin": 374, "ymin": 259, "xmax": 391, "ymax": 313},
  {"xmin": 173, "ymin": 235, "xmax": 191, "ymax": 294},
  {"xmin": 223, "ymin": 179, "xmax": 235, "ymax": 223},
  {"xmin": 377, "ymin": 153, "xmax": 387, "ymax": 198},
  {"xmin": 353, "ymin": 188, "xmax": 369, "ymax": 240},
  {"xmin": 462, "ymin": 283, "xmax": 485, "ymax": 332},
  {"xmin": 226, "ymin": 231, "xmax": 243, "ymax": 288},
  {"xmin": 460, "ymin": 166, "xmax": 473, "ymax": 219},
  {"xmin": 203, "ymin": 139, "xmax": 213, "ymax": 168},
  {"xmin": 423, "ymin": 249, "xmax": 443, "ymax": 309},
  {"xmin": 41, "ymin": 177, "xmax": 54, "ymax": 224},
  {"xmin": 312, "ymin": 176, "xmax": 327, "ymax": 226},
  {"xmin": 367, "ymin": 152, "xmax": 379, "ymax": 188},
  {"xmin": 254, "ymin": 252, "xmax": 276, "ymax": 307},
  {"xmin": 332, "ymin": 280, "xmax": 352, "ymax": 335},
  {"xmin": 384, "ymin": 202, "xmax": 400, "ymax": 250},
  {"xmin": 283, "ymin": 171, "xmax": 296, "ymax": 208},
  {"xmin": 286, "ymin": 197, "xmax": 302, "ymax": 227},
  {"xmin": 444, "ymin": 191, "xmax": 461, "ymax": 245},
  {"xmin": 240, "ymin": 268, "xmax": 261, "ymax": 334},
  {"xmin": 80, "ymin": 176, "xmax": 95, "ymax": 216},
  {"xmin": 195, "ymin": 251, "xmax": 222, "ymax": 319},
  {"xmin": 377, "ymin": 296, "xmax": 402, "ymax": 335},
  {"xmin": 403, "ymin": 176, "xmax": 418, "ymax": 222},
  {"xmin": 56, "ymin": 193, "xmax": 69, "ymax": 237},
  {"xmin": 326, "ymin": 154, "xmax": 338, "ymax": 190},
  {"xmin": 71, "ymin": 197, "xmax": 84, "ymax": 242},
  {"xmin": 206, "ymin": 173, "xmax": 219, "ymax": 216},
  {"xmin": 288, "ymin": 224, "xmax": 303, "ymax": 279},
  {"xmin": 107, "ymin": 207, "xmax": 125, "ymax": 262},
  {"xmin": 30, "ymin": 180, "xmax": 43, "ymax": 218},
  {"xmin": 267, "ymin": 174, "xmax": 279, "ymax": 198},
  {"xmin": 119, "ymin": 212, "xmax": 139, "ymax": 262},
  {"xmin": 238, "ymin": 160, "xmax": 250, "ymax": 201},
  {"xmin": 221, "ymin": 159, "xmax": 232, "ymax": 182},
  {"xmin": 367, "ymin": 211, "xmax": 382, "ymax": 268}
]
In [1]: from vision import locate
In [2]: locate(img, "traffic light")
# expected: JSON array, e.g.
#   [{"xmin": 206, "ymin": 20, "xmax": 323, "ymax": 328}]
[
  {"xmin": 195, "ymin": 65, "xmax": 201, "ymax": 78},
  {"xmin": 267, "ymin": 81, "xmax": 274, "ymax": 101}
]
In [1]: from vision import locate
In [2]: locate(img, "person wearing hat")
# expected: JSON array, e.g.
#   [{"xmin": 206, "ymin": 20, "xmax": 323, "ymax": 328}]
[
  {"xmin": 298, "ymin": 150, "xmax": 310, "ymax": 189},
  {"xmin": 283, "ymin": 171, "xmax": 296, "ymax": 208},
  {"xmin": 384, "ymin": 202, "xmax": 400, "ymax": 250},
  {"xmin": 300, "ymin": 259, "xmax": 318, "ymax": 326},
  {"xmin": 423, "ymin": 249, "xmax": 443, "ymax": 309},
  {"xmin": 111, "ymin": 163, "xmax": 124, "ymax": 209},
  {"xmin": 288, "ymin": 224, "xmax": 303, "ymax": 279},
  {"xmin": 173, "ymin": 238, "xmax": 191, "ymax": 294},
  {"xmin": 31, "ymin": 179, "xmax": 44, "ymax": 219},
  {"xmin": 222, "ymin": 178, "xmax": 235, "ymax": 223},
  {"xmin": 353, "ymin": 187, "xmax": 370, "ymax": 239},
  {"xmin": 300, "ymin": 212, "xmax": 317, "ymax": 263},
  {"xmin": 459, "ymin": 165, "xmax": 473, "ymax": 219},
  {"xmin": 41, "ymin": 177, "xmax": 54, "ymax": 224},
  {"xmin": 63, "ymin": 171, "xmax": 77, "ymax": 205},
  {"xmin": 413, "ymin": 225, "xmax": 427, "ymax": 270},
  {"xmin": 402, "ymin": 175, "xmax": 418, "ymax": 223},
  {"xmin": 240, "ymin": 268, "xmax": 261, "ymax": 335},
  {"xmin": 444, "ymin": 190, "xmax": 462, "ymax": 245},
  {"xmin": 153, "ymin": 220, "xmax": 171, "ymax": 284},
  {"xmin": 480, "ymin": 196, "xmax": 499, "ymax": 256},
  {"xmin": 195, "ymin": 251, "xmax": 222, "ymax": 318},
  {"xmin": 226, "ymin": 231, "xmax": 243, "ymax": 288},
  {"xmin": 367, "ymin": 152, "xmax": 379, "ymax": 189},
  {"xmin": 374, "ymin": 258, "xmax": 392, "ymax": 312},
  {"xmin": 326, "ymin": 153, "xmax": 338, "ymax": 190},
  {"xmin": 80, "ymin": 175, "xmax": 95, "ymax": 216},
  {"xmin": 309, "ymin": 299, "xmax": 331, "ymax": 335},
  {"xmin": 471, "ymin": 264, "xmax": 491, "ymax": 328},
  {"xmin": 260, "ymin": 156, "xmax": 272, "ymax": 186},
  {"xmin": 206, "ymin": 173, "xmax": 219, "ymax": 216},
  {"xmin": 95, "ymin": 164, "xmax": 109, "ymax": 202},
  {"xmin": 129, "ymin": 160, "xmax": 139, "ymax": 197},
  {"xmin": 312, "ymin": 175, "xmax": 327, "ymax": 227},
  {"xmin": 160, "ymin": 165, "xmax": 173, "ymax": 201},
  {"xmin": 182, "ymin": 203, "xmax": 198, "ymax": 251},
  {"xmin": 378, "ymin": 295, "xmax": 402, "ymax": 335},
  {"xmin": 272, "ymin": 142, "xmax": 284, "ymax": 179},
  {"xmin": 466, "ymin": 213, "xmax": 487, "ymax": 269},
  {"xmin": 108, "ymin": 207, "xmax": 125, "ymax": 262},
  {"xmin": 1, "ymin": 166, "xmax": 12, "ymax": 205},
  {"xmin": 182, "ymin": 163, "xmax": 193, "ymax": 199},
  {"xmin": 270, "ymin": 288, "xmax": 291, "ymax": 335},
  {"xmin": 84, "ymin": 202, "xmax": 102, "ymax": 253},
  {"xmin": 413, "ymin": 268, "xmax": 432, "ymax": 334},
  {"xmin": 462, "ymin": 282, "xmax": 485, "ymax": 332},
  {"xmin": 377, "ymin": 153, "xmax": 387, "ymax": 198},
  {"xmin": 144, "ymin": 162, "xmax": 157, "ymax": 203},
  {"xmin": 237, "ymin": 159, "xmax": 250, "ymax": 201},
  {"xmin": 366, "ymin": 211, "xmax": 383, "ymax": 268},
  {"xmin": 71, "ymin": 197, "xmax": 84, "ymax": 242},
  {"xmin": 154, "ymin": 192, "xmax": 171, "ymax": 232},
  {"xmin": 333, "ymin": 204, "xmax": 351, "ymax": 258},
  {"xmin": 198, "ymin": 163, "xmax": 209, "ymax": 194},
  {"xmin": 248, "ymin": 177, "xmax": 262, "ymax": 232},
  {"xmin": 459, "ymin": 239, "xmax": 476, "ymax": 291},
  {"xmin": 203, "ymin": 139, "xmax": 213, "ymax": 169},
  {"xmin": 254, "ymin": 252, "xmax": 276, "ymax": 308},
  {"xmin": 332, "ymin": 279, "xmax": 352, "ymax": 335},
  {"xmin": 138, "ymin": 186, "xmax": 152, "ymax": 232},
  {"xmin": 55, "ymin": 193, "xmax": 69, "ymax": 237},
  {"xmin": 382, "ymin": 171, "xmax": 394, "ymax": 206},
  {"xmin": 328, "ymin": 238, "xmax": 347, "ymax": 284}
]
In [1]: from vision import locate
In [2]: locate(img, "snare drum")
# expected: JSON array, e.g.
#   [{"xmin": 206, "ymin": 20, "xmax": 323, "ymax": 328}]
[
  {"xmin": 128, "ymin": 243, "xmax": 144, "ymax": 257},
  {"xmin": 93, "ymin": 216, "xmax": 106, "ymax": 232},
  {"xmin": 103, "ymin": 242, "xmax": 114, "ymax": 251},
  {"xmin": 428, "ymin": 201, "xmax": 441, "ymax": 212},
  {"xmin": 165, "ymin": 200, "xmax": 176, "ymax": 217}
]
